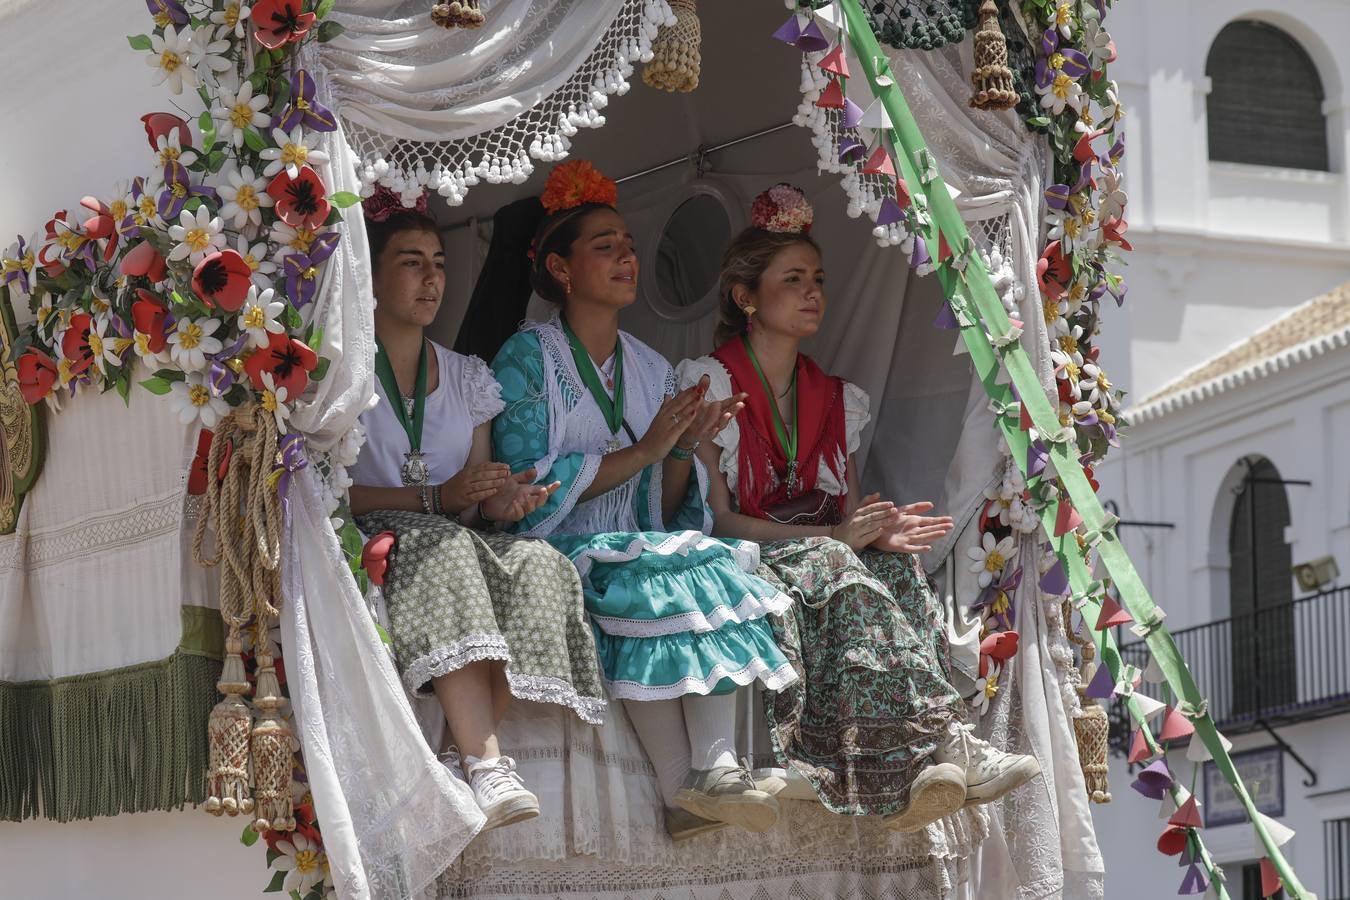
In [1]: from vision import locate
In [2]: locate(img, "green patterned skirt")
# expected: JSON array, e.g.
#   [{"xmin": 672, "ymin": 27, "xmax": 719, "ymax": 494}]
[
  {"xmin": 357, "ymin": 509, "xmax": 607, "ymax": 725},
  {"xmin": 758, "ymin": 537, "xmax": 964, "ymax": 816}
]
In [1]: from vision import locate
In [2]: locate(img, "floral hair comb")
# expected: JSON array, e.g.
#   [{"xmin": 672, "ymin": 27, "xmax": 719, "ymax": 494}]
[
  {"xmin": 751, "ymin": 183, "xmax": 813, "ymax": 234},
  {"xmin": 361, "ymin": 185, "xmax": 431, "ymax": 222}
]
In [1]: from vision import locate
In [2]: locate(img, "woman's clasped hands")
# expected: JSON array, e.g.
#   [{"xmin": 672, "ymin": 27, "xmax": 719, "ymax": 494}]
[{"xmin": 638, "ymin": 374, "xmax": 746, "ymax": 463}]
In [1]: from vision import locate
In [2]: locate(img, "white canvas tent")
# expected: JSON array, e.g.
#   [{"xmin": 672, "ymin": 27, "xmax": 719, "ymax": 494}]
[{"xmin": 0, "ymin": 1, "xmax": 1106, "ymax": 897}]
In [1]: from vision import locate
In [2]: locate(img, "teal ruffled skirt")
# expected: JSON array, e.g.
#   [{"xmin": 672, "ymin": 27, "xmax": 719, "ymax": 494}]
[{"xmin": 547, "ymin": 531, "xmax": 797, "ymax": 700}]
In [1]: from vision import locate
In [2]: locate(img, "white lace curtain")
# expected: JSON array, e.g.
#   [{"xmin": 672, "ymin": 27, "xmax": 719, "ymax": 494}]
[{"xmin": 321, "ymin": 0, "xmax": 671, "ymax": 204}]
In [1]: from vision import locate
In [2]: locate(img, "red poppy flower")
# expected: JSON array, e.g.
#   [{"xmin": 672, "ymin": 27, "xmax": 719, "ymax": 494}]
[
  {"xmin": 1036, "ymin": 240, "xmax": 1070, "ymax": 302},
  {"xmin": 17, "ymin": 348, "xmax": 58, "ymax": 405},
  {"xmin": 79, "ymin": 196, "xmax": 120, "ymax": 262},
  {"xmin": 192, "ymin": 249, "xmax": 253, "ymax": 312},
  {"xmin": 141, "ymin": 112, "xmax": 192, "ymax": 153},
  {"xmin": 243, "ymin": 329, "xmax": 318, "ymax": 399},
  {"xmin": 361, "ymin": 531, "xmax": 397, "ymax": 587},
  {"xmin": 188, "ymin": 428, "xmax": 234, "ymax": 496},
  {"xmin": 1073, "ymin": 128, "xmax": 1105, "ymax": 166},
  {"xmin": 132, "ymin": 289, "xmax": 172, "ymax": 353},
  {"xmin": 61, "ymin": 312, "xmax": 95, "ymax": 376},
  {"xmin": 1083, "ymin": 464, "xmax": 1101, "ymax": 493},
  {"xmin": 121, "ymin": 239, "xmax": 168, "ymax": 283},
  {"xmin": 1102, "ymin": 217, "xmax": 1133, "ymax": 251},
  {"xmin": 267, "ymin": 165, "xmax": 330, "ymax": 230},
  {"xmin": 252, "ymin": 0, "xmax": 316, "ymax": 49}
]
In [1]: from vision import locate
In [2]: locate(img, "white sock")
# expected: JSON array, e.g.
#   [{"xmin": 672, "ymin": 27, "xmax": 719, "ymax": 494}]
[
  {"xmin": 682, "ymin": 692, "xmax": 739, "ymax": 770},
  {"xmin": 623, "ymin": 699, "xmax": 692, "ymax": 806}
]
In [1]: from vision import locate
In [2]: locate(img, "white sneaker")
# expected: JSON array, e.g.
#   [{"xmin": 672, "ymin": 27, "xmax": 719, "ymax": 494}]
[
  {"xmin": 882, "ymin": 762, "xmax": 966, "ymax": 832},
  {"xmin": 673, "ymin": 765, "xmax": 779, "ymax": 832},
  {"xmin": 465, "ymin": 755, "xmax": 540, "ymax": 830},
  {"xmin": 437, "ymin": 746, "xmax": 468, "ymax": 784},
  {"xmin": 933, "ymin": 723, "xmax": 1041, "ymax": 806}
]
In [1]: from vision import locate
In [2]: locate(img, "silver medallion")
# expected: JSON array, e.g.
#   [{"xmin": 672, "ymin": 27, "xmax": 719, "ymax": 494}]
[
  {"xmin": 604, "ymin": 438, "xmax": 621, "ymax": 454},
  {"xmin": 401, "ymin": 450, "xmax": 429, "ymax": 486}
]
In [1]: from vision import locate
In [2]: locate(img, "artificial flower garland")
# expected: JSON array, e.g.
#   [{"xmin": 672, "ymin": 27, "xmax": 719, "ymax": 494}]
[{"xmin": 0, "ymin": 2, "xmax": 370, "ymax": 897}]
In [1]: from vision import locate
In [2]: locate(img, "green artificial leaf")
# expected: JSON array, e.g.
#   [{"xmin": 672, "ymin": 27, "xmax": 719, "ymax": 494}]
[
  {"xmin": 264, "ymin": 869, "xmax": 286, "ymax": 893},
  {"xmin": 316, "ymin": 20, "xmax": 345, "ymax": 42},
  {"xmin": 265, "ymin": 847, "xmax": 281, "ymax": 867},
  {"xmin": 270, "ymin": 75, "xmax": 292, "ymax": 117},
  {"xmin": 127, "ymin": 34, "xmax": 153, "ymax": 51},
  {"xmin": 152, "ymin": 368, "xmax": 187, "ymax": 383},
  {"xmin": 373, "ymin": 620, "xmax": 391, "ymax": 645},
  {"xmin": 330, "ymin": 191, "xmax": 361, "ymax": 210},
  {"xmin": 198, "ymin": 110, "xmax": 215, "ymax": 138},
  {"xmin": 139, "ymin": 376, "xmax": 175, "ymax": 395},
  {"xmin": 339, "ymin": 521, "xmax": 363, "ymax": 560},
  {"xmin": 355, "ymin": 569, "xmax": 371, "ymax": 597},
  {"xmin": 1025, "ymin": 116, "xmax": 1051, "ymax": 129},
  {"xmin": 290, "ymin": 889, "xmax": 304, "ymax": 900},
  {"xmin": 240, "ymin": 824, "xmax": 260, "ymax": 847},
  {"xmin": 314, "ymin": 0, "xmax": 336, "ymax": 19},
  {"xmin": 283, "ymin": 303, "xmax": 303, "ymax": 330},
  {"xmin": 206, "ymin": 149, "xmax": 227, "ymax": 173},
  {"xmin": 198, "ymin": 85, "xmax": 212, "ymax": 109},
  {"xmin": 184, "ymin": 197, "xmax": 204, "ymax": 215},
  {"xmin": 305, "ymin": 326, "xmax": 324, "ymax": 352},
  {"xmin": 323, "ymin": 208, "xmax": 342, "ymax": 227},
  {"xmin": 311, "ymin": 357, "xmax": 331, "ymax": 383},
  {"xmin": 115, "ymin": 374, "xmax": 132, "ymax": 404},
  {"xmin": 243, "ymin": 127, "xmax": 268, "ymax": 153}
]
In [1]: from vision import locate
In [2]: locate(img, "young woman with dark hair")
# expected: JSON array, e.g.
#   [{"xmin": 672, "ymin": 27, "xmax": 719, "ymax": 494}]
[
  {"xmin": 677, "ymin": 184, "xmax": 1040, "ymax": 832},
  {"xmin": 490, "ymin": 161, "xmax": 798, "ymax": 840},
  {"xmin": 348, "ymin": 191, "xmax": 606, "ymax": 833}
]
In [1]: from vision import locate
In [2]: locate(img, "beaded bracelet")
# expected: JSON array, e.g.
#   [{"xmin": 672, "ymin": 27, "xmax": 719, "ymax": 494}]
[
  {"xmin": 430, "ymin": 482, "xmax": 444, "ymax": 517},
  {"xmin": 418, "ymin": 483, "xmax": 434, "ymax": 516},
  {"xmin": 668, "ymin": 442, "xmax": 698, "ymax": 462}
]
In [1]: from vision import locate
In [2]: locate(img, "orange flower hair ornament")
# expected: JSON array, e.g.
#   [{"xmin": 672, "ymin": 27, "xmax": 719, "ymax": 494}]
[{"xmin": 540, "ymin": 160, "xmax": 618, "ymax": 215}]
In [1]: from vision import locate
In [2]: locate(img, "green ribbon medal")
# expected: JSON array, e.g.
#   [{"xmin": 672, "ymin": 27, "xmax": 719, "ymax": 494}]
[
  {"xmin": 743, "ymin": 336, "xmax": 799, "ymax": 493},
  {"xmin": 374, "ymin": 336, "xmax": 430, "ymax": 485},
  {"xmin": 562, "ymin": 318, "xmax": 625, "ymax": 453}
]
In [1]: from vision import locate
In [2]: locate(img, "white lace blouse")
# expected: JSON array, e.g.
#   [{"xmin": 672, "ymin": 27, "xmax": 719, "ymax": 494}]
[
  {"xmin": 675, "ymin": 355, "xmax": 870, "ymax": 504},
  {"xmin": 350, "ymin": 341, "xmax": 504, "ymax": 489}
]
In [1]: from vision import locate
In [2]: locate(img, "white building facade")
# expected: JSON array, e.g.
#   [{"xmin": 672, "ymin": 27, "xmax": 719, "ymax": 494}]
[{"xmin": 1092, "ymin": 2, "xmax": 1350, "ymax": 897}]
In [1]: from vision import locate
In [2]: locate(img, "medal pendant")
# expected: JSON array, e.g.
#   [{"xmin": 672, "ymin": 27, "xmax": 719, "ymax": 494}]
[
  {"xmin": 401, "ymin": 450, "xmax": 429, "ymax": 486},
  {"xmin": 786, "ymin": 459, "xmax": 799, "ymax": 496},
  {"xmin": 605, "ymin": 438, "xmax": 621, "ymax": 454}
]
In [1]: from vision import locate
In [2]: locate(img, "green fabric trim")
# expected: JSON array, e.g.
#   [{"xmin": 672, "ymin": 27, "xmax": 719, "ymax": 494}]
[{"xmin": 0, "ymin": 609, "xmax": 223, "ymax": 822}]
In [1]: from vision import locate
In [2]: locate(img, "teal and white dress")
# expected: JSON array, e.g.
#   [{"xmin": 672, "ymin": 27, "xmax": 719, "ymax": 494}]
[{"xmin": 491, "ymin": 317, "xmax": 797, "ymax": 700}]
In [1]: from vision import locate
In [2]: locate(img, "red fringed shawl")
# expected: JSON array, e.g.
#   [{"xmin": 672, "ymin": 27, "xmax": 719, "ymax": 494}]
[{"xmin": 711, "ymin": 339, "xmax": 848, "ymax": 520}]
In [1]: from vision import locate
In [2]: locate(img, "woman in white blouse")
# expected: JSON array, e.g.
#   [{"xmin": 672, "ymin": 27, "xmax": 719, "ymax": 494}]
[{"xmin": 348, "ymin": 193, "xmax": 605, "ymax": 833}]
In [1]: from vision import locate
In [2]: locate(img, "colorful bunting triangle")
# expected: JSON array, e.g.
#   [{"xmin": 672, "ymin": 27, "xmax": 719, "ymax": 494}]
[
  {"xmin": 1186, "ymin": 728, "xmax": 1231, "ymax": 763},
  {"xmin": 1260, "ymin": 858, "xmax": 1282, "ymax": 897},
  {"xmin": 933, "ymin": 300, "xmax": 959, "ymax": 330},
  {"xmin": 841, "ymin": 96, "xmax": 864, "ymax": 129},
  {"xmin": 858, "ymin": 97, "xmax": 892, "ymax": 129},
  {"xmin": 1168, "ymin": 795, "xmax": 1202, "ymax": 829},
  {"xmin": 1157, "ymin": 824, "xmax": 1188, "ymax": 856},
  {"xmin": 772, "ymin": 14, "xmax": 803, "ymax": 46},
  {"xmin": 815, "ymin": 78, "xmax": 845, "ymax": 109},
  {"xmin": 796, "ymin": 18, "xmax": 829, "ymax": 52},
  {"xmin": 1131, "ymin": 758, "xmax": 1173, "ymax": 800},
  {"xmin": 1160, "ymin": 706, "xmax": 1195, "ymax": 741},
  {"xmin": 863, "ymin": 144, "xmax": 896, "ymax": 178},
  {"xmin": 1019, "ymin": 402, "xmax": 1034, "ymax": 432},
  {"xmin": 1128, "ymin": 727, "xmax": 1151, "ymax": 764},
  {"xmin": 838, "ymin": 137, "xmax": 864, "ymax": 163},
  {"xmin": 1037, "ymin": 555, "xmax": 1066, "ymax": 594},
  {"xmin": 1084, "ymin": 662, "xmax": 1115, "ymax": 699},
  {"xmin": 818, "ymin": 43, "xmax": 849, "ymax": 77},
  {"xmin": 1132, "ymin": 693, "xmax": 1166, "ymax": 720},
  {"xmin": 1094, "ymin": 595, "xmax": 1132, "ymax": 630},
  {"xmin": 1179, "ymin": 862, "xmax": 1208, "ymax": 895},
  {"xmin": 875, "ymin": 195, "xmax": 904, "ymax": 227}
]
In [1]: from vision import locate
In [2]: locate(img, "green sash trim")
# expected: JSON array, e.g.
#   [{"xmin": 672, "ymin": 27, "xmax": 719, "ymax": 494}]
[{"xmin": 0, "ymin": 607, "xmax": 223, "ymax": 822}]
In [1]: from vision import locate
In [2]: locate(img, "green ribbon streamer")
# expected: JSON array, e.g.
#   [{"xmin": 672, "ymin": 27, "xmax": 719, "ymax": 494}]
[
  {"xmin": 837, "ymin": 1, "xmax": 1309, "ymax": 895},
  {"xmin": 373, "ymin": 336, "xmax": 428, "ymax": 454},
  {"xmin": 742, "ymin": 336, "xmax": 798, "ymax": 467},
  {"xmin": 561, "ymin": 317, "xmax": 625, "ymax": 438}
]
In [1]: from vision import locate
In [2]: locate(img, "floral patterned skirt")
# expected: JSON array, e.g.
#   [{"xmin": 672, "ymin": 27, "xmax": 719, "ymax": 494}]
[
  {"xmin": 357, "ymin": 509, "xmax": 607, "ymax": 725},
  {"xmin": 758, "ymin": 537, "xmax": 965, "ymax": 816}
]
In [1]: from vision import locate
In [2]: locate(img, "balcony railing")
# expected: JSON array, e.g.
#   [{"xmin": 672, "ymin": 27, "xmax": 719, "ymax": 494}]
[{"xmin": 1113, "ymin": 586, "xmax": 1350, "ymax": 743}]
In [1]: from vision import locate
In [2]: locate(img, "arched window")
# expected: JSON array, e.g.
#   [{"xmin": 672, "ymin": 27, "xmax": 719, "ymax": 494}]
[
  {"xmin": 1228, "ymin": 456, "xmax": 1296, "ymax": 716},
  {"xmin": 1206, "ymin": 20, "xmax": 1329, "ymax": 171}
]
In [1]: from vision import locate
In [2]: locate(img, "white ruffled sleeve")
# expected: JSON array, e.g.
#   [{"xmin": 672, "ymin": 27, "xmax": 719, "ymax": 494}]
[
  {"xmin": 460, "ymin": 353, "xmax": 505, "ymax": 427},
  {"xmin": 843, "ymin": 380, "xmax": 871, "ymax": 455},
  {"xmin": 675, "ymin": 355, "xmax": 742, "ymax": 499}
]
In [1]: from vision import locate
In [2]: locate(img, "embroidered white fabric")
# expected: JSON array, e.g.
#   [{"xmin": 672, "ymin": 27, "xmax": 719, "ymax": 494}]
[
  {"xmin": 318, "ymin": 0, "xmax": 673, "ymax": 206},
  {"xmin": 675, "ymin": 355, "xmax": 870, "ymax": 502},
  {"xmin": 433, "ymin": 696, "xmax": 990, "ymax": 898}
]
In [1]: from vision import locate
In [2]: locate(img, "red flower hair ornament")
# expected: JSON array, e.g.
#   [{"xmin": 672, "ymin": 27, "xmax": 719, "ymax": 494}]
[
  {"xmin": 361, "ymin": 185, "xmax": 430, "ymax": 223},
  {"xmin": 539, "ymin": 160, "xmax": 617, "ymax": 215},
  {"xmin": 751, "ymin": 183, "xmax": 813, "ymax": 234}
]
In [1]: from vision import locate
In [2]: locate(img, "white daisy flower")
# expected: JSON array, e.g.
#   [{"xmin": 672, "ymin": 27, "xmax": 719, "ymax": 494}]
[
  {"xmin": 85, "ymin": 316, "xmax": 129, "ymax": 375},
  {"xmin": 260, "ymin": 125, "xmax": 329, "ymax": 179},
  {"xmin": 154, "ymin": 124, "xmax": 198, "ymax": 168},
  {"xmin": 167, "ymin": 206, "xmax": 226, "ymax": 264},
  {"xmin": 146, "ymin": 26, "xmax": 199, "ymax": 95},
  {"xmin": 216, "ymin": 164, "xmax": 274, "ymax": 230},
  {"xmin": 210, "ymin": 1, "xmax": 252, "ymax": 40},
  {"xmin": 212, "ymin": 81, "xmax": 270, "ymax": 149},
  {"xmin": 237, "ymin": 286, "xmax": 286, "ymax": 347},
  {"xmin": 1039, "ymin": 72, "xmax": 1084, "ymax": 116},
  {"xmin": 188, "ymin": 24, "xmax": 234, "ymax": 84},
  {"xmin": 232, "ymin": 233, "xmax": 277, "ymax": 289},
  {"xmin": 271, "ymin": 832, "xmax": 325, "ymax": 897},
  {"xmin": 133, "ymin": 331, "xmax": 167, "ymax": 368},
  {"xmin": 1081, "ymin": 16, "xmax": 1114, "ymax": 68},
  {"xmin": 269, "ymin": 220, "xmax": 321, "ymax": 263},
  {"xmin": 259, "ymin": 371, "xmax": 292, "ymax": 433},
  {"xmin": 170, "ymin": 372, "xmax": 230, "ymax": 427},
  {"xmin": 168, "ymin": 316, "xmax": 223, "ymax": 372},
  {"xmin": 966, "ymin": 532, "xmax": 1016, "ymax": 589},
  {"xmin": 973, "ymin": 666, "xmax": 1000, "ymax": 715}
]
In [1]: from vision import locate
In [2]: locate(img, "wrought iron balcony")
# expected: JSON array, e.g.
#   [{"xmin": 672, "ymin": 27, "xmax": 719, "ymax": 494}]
[{"xmin": 1111, "ymin": 586, "xmax": 1350, "ymax": 750}]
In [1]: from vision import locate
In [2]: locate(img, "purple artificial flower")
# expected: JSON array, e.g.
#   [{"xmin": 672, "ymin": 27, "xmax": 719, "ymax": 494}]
[
  {"xmin": 276, "ymin": 70, "xmax": 337, "ymax": 133},
  {"xmin": 158, "ymin": 161, "xmax": 216, "ymax": 221},
  {"xmin": 1058, "ymin": 47, "xmax": 1090, "ymax": 80},
  {"xmin": 207, "ymin": 333, "xmax": 250, "ymax": 397},
  {"xmin": 273, "ymin": 431, "xmax": 309, "ymax": 505},
  {"xmin": 146, "ymin": 0, "xmax": 189, "ymax": 28},
  {"xmin": 2, "ymin": 235, "xmax": 30, "ymax": 294},
  {"xmin": 282, "ymin": 231, "xmax": 339, "ymax": 307},
  {"xmin": 1045, "ymin": 183, "xmax": 1071, "ymax": 211}
]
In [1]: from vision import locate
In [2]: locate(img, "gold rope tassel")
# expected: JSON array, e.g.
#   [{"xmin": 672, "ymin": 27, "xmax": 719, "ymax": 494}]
[
  {"xmin": 194, "ymin": 403, "xmax": 294, "ymax": 828},
  {"xmin": 969, "ymin": 0, "xmax": 1018, "ymax": 111},
  {"xmin": 642, "ymin": 0, "xmax": 701, "ymax": 93},
  {"xmin": 431, "ymin": 0, "xmax": 484, "ymax": 29},
  {"xmin": 1064, "ymin": 601, "xmax": 1112, "ymax": 804}
]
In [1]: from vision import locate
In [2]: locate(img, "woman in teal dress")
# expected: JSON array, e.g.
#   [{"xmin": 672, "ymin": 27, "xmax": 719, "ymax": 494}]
[
  {"xmin": 489, "ymin": 161, "xmax": 796, "ymax": 839},
  {"xmin": 678, "ymin": 184, "xmax": 1041, "ymax": 833}
]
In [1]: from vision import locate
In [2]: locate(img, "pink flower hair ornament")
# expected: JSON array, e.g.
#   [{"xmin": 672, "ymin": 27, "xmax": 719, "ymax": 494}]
[
  {"xmin": 750, "ymin": 183, "xmax": 813, "ymax": 235},
  {"xmin": 361, "ymin": 185, "xmax": 431, "ymax": 223}
]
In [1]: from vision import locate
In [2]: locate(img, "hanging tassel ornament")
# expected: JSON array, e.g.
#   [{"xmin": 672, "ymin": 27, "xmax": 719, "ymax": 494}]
[
  {"xmin": 1065, "ymin": 601, "xmax": 1112, "ymax": 803},
  {"xmin": 642, "ymin": 0, "xmax": 701, "ymax": 93},
  {"xmin": 431, "ymin": 0, "xmax": 485, "ymax": 29},
  {"xmin": 969, "ymin": 0, "xmax": 1018, "ymax": 111},
  {"xmin": 205, "ymin": 634, "xmax": 254, "ymax": 817},
  {"xmin": 250, "ymin": 639, "xmax": 296, "ymax": 833}
]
